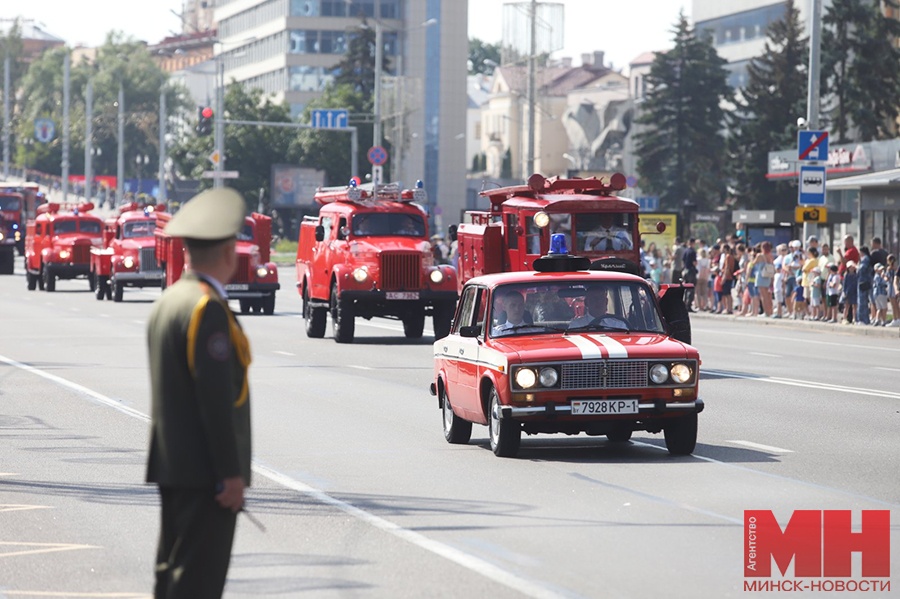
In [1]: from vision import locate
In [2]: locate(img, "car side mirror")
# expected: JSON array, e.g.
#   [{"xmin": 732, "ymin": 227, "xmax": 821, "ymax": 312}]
[
  {"xmin": 459, "ymin": 325, "xmax": 481, "ymax": 338},
  {"xmin": 315, "ymin": 225, "xmax": 325, "ymax": 242}
]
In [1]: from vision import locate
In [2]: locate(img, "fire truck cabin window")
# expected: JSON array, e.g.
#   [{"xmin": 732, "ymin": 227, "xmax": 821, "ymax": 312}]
[
  {"xmin": 576, "ymin": 213, "xmax": 634, "ymax": 252},
  {"xmin": 237, "ymin": 222, "xmax": 255, "ymax": 241},
  {"xmin": 53, "ymin": 219, "xmax": 77, "ymax": 234},
  {"xmin": 353, "ymin": 213, "xmax": 425, "ymax": 237},
  {"xmin": 0, "ymin": 196, "xmax": 21, "ymax": 211},
  {"xmin": 123, "ymin": 220, "xmax": 154, "ymax": 239},
  {"xmin": 79, "ymin": 221, "xmax": 102, "ymax": 234}
]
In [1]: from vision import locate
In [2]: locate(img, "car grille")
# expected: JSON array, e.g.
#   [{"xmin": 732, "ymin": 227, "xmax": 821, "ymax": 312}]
[
  {"xmin": 140, "ymin": 247, "xmax": 162, "ymax": 273},
  {"xmin": 561, "ymin": 360, "xmax": 649, "ymax": 390},
  {"xmin": 381, "ymin": 253, "xmax": 422, "ymax": 291},
  {"xmin": 72, "ymin": 245, "xmax": 91, "ymax": 265},
  {"xmin": 231, "ymin": 254, "xmax": 251, "ymax": 284}
]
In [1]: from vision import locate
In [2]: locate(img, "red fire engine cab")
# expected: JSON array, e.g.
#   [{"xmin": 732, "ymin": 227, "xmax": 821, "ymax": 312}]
[
  {"xmin": 297, "ymin": 180, "xmax": 459, "ymax": 343},
  {"xmin": 458, "ymin": 173, "xmax": 691, "ymax": 343},
  {"xmin": 24, "ymin": 202, "xmax": 103, "ymax": 292},
  {"xmin": 90, "ymin": 202, "xmax": 168, "ymax": 301},
  {"xmin": 0, "ymin": 181, "xmax": 46, "ymax": 263},
  {"xmin": 155, "ymin": 210, "xmax": 280, "ymax": 314}
]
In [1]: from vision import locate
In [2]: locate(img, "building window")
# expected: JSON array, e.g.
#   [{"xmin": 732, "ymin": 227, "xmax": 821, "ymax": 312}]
[
  {"xmin": 696, "ymin": 2, "xmax": 789, "ymax": 48},
  {"xmin": 380, "ymin": 0, "xmax": 400, "ymax": 19},
  {"xmin": 290, "ymin": 30, "xmax": 317, "ymax": 53},
  {"xmin": 291, "ymin": 0, "xmax": 320, "ymax": 16},
  {"xmin": 319, "ymin": 30, "xmax": 348, "ymax": 54}
]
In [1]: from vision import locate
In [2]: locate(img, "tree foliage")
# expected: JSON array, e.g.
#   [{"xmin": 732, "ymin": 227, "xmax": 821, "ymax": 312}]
[
  {"xmin": 727, "ymin": 0, "xmax": 808, "ymax": 210},
  {"xmin": 333, "ymin": 19, "xmax": 390, "ymax": 98},
  {"xmin": 635, "ymin": 12, "xmax": 730, "ymax": 212},
  {"xmin": 468, "ymin": 38, "xmax": 501, "ymax": 75}
]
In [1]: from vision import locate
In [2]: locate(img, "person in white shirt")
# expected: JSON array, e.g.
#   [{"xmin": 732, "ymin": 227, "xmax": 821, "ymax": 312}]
[
  {"xmin": 569, "ymin": 287, "xmax": 629, "ymax": 330},
  {"xmin": 491, "ymin": 290, "xmax": 540, "ymax": 336}
]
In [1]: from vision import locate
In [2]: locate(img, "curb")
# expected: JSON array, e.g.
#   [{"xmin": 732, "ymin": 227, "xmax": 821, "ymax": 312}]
[{"xmin": 690, "ymin": 310, "xmax": 900, "ymax": 339}]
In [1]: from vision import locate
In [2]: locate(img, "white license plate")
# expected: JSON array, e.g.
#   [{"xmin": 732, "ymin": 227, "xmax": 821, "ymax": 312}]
[
  {"xmin": 571, "ymin": 399, "xmax": 639, "ymax": 415},
  {"xmin": 386, "ymin": 291, "xmax": 419, "ymax": 300},
  {"xmin": 227, "ymin": 284, "xmax": 249, "ymax": 291}
]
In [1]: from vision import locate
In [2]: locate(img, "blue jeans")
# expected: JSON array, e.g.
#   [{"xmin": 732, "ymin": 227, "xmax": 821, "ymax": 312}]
[{"xmin": 857, "ymin": 287, "xmax": 872, "ymax": 324}]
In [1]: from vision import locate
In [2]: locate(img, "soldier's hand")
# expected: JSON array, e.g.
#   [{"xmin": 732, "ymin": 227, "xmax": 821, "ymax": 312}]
[{"xmin": 215, "ymin": 476, "xmax": 245, "ymax": 513}]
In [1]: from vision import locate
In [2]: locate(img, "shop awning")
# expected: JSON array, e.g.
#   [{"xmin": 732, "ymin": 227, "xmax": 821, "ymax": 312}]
[{"xmin": 827, "ymin": 167, "xmax": 900, "ymax": 190}]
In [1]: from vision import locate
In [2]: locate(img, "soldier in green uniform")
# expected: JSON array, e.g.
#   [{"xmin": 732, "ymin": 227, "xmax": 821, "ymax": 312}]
[{"xmin": 146, "ymin": 188, "xmax": 252, "ymax": 599}]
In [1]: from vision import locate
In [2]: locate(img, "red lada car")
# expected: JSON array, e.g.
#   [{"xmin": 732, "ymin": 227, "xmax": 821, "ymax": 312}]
[{"xmin": 431, "ymin": 252, "xmax": 703, "ymax": 458}]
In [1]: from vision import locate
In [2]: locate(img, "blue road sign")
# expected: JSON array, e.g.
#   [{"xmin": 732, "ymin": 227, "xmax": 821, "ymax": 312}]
[
  {"xmin": 636, "ymin": 196, "xmax": 659, "ymax": 211},
  {"xmin": 798, "ymin": 130, "xmax": 829, "ymax": 162},
  {"xmin": 311, "ymin": 109, "xmax": 349, "ymax": 128},
  {"xmin": 798, "ymin": 165, "xmax": 826, "ymax": 206},
  {"xmin": 34, "ymin": 118, "xmax": 55, "ymax": 143},
  {"xmin": 367, "ymin": 146, "xmax": 388, "ymax": 166}
]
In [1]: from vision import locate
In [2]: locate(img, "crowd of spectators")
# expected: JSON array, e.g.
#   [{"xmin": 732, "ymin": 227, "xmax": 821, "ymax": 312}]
[{"xmin": 641, "ymin": 234, "xmax": 899, "ymax": 327}]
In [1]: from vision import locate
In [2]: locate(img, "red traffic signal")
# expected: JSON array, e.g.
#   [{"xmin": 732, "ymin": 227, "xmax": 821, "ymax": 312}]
[
  {"xmin": 196, "ymin": 106, "xmax": 213, "ymax": 137},
  {"xmin": 201, "ymin": 106, "xmax": 214, "ymax": 119}
]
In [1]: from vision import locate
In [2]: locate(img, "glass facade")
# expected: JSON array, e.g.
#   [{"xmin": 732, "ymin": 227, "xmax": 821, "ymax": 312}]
[
  {"xmin": 290, "ymin": 0, "xmax": 400, "ymax": 17},
  {"xmin": 696, "ymin": 3, "xmax": 789, "ymax": 47}
]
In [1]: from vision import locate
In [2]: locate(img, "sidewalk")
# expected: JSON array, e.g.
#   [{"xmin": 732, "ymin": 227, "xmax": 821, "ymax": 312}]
[{"xmin": 690, "ymin": 309, "xmax": 900, "ymax": 339}]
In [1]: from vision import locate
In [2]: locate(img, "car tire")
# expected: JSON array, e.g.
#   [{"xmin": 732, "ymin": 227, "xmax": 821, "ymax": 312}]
[
  {"xmin": 304, "ymin": 287, "xmax": 326, "ymax": 338},
  {"xmin": 442, "ymin": 387, "xmax": 472, "ymax": 444},
  {"xmin": 402, "ymin": 306, "xmax": 425, "ymax": 339},
  {"xmin": 432, "ymin": 300, "xmax": 455, "ymax": 340},
  {"xmin": 43, "ymin": 266, "xmax": 55, "ymax": 292},
  {"xmin": 663, "ymin": 413, "xmax": 697, "ymax": 456},
  {"xmin": 26, "ymin": 271, "xmax": 37, "ymax": 291},
  {"xmin": 112, "ymin": 279, "xmax": 124, "ymax": 303},
  {"xmin": 488, "ymin": 386, "xmax": 520, "ymax": 457},
  {"xmin": 262, "ymin": 293, "xmax": 275, "ymax": 315},
  {"xmin": 331, "ymin": 281, "xmax": 354, "ymax": 343},
  {"xmin": 606, "ymin": 428, "xmax": 633, "ymax": 443}
]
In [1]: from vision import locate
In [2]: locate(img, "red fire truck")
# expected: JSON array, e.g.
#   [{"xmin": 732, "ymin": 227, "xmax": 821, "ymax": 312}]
[
  {"xmin": 457, "ymin": 173, "xmax": 691, "ymax": 343},
  {"xmin": 296, "ymin": 180, "xmax": 459, "ymax": 343},
  {"xmin": 0, "ymin": 181, "xmax": 46, "ymax": 261},
  {"xmin": 155, "ymin": 210, "xmax": 280, "ymax": 314},
  {"xmin": 90, "ymin": 203, "xmax": 168, "ymax": 301},
  {"xmin": 24, "ymin": 202, "xmax": 104, "ymax": 292}
]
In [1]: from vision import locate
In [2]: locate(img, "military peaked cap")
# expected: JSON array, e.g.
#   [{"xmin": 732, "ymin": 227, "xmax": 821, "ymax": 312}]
[{"xmin": 165, "ymin": 188, "xmax": 246, "ymax": 241}]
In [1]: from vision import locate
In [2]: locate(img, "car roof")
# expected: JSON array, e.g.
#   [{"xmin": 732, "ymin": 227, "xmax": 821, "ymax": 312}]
[{"xmin": 465, "ymin": 270, "xmax": 646, "ymax": 288}]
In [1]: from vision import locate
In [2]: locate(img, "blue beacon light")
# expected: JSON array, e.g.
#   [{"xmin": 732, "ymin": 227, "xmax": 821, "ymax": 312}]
[{"xmin": 549, "ymin": 233, "xmax": 568, "ymax": 255}]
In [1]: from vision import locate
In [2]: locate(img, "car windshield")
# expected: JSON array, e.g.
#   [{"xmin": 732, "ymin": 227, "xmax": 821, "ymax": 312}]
[
  {"xmin": 0, "ymin": 196, "xmax": 21, "ymax": 211},
  {"xmin": 489, "ymin": 280, "xmax": 664, "ymax": 338},
  {"xmin": 575, "ymin": 213, "xmax": 635, "ymax": 252},
  {"xmin": 352, "ymin": 213, "xmax": 425, "ymax": 237},
  {"xmin": 79, "ymin": 221, "xmax": 102, "ymax": 234},
  {"xmin": 52, "ymin": 219, "xmax": 78, "ymax": 234},
  {"xmin": 237, "ymin": 222, "xmax": 254, "ymax": 241},
  {"xmin": 123, "ymin": 220, "xmax": 155, "ymax": 238}
]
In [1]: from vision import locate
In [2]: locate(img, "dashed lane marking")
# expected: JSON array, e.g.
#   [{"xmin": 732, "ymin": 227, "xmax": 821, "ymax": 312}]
[
  {"xmin": 272, "ymin": 350, "xmax": 295, "ymax": 356},
  {"xmin": 0, "ymin": 542, "xmax": 99, "ymax": 559},
  {"xmin": 0, "ymin": 505, "xmax": 51, "ymax": 513},
  {"xmin": 873, "ymin": 366, "xmax": 900, "ymax": 373},
  {"xmin": 702, "ymin": 368, "xmax": 900, "ymax": 400},
  {"xmin": 347, "ymin": 365, "xmax": 374, "ymax": 371},
  {"xmin": 749, "ymin": 352, "xmax": 781, "ymax": 358},
  {"xmin": 0, "ymin": 593, "xmax": 148, "ymax": 597},
  {"xmin": 726, "ymin": 440, "xmax": 794, "ymax": 453}
]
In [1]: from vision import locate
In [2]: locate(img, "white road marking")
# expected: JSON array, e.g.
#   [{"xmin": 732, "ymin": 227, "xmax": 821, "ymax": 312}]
[
  {"xmin": 0, "ymin": 542, "xmax": 99, "ymax": 559},
  {"xmin": 0, "ymin": 473, "xmax": 19, "ymax": 477},
  {"xmin": 726, "ymin": 440, "xmax": 794, "ymax": 453},
  {"xmin": 749, "ymin": 352, "xmax": 781, "ymax": 358},
  {"xmin": 702, "ymin": 368, "xmax": 900, "ymax": 400},
  {"xmin": 0, "ymin": 592, "xmax": 147, "ymax": 597},
  {"xmin": 872, "ymin": 366, "xmax": 900, "ymax": 373},
  {"xmin": 0, "ymin": 505, "xmax": 51, "ymax": 513},
  {"xmin": 347, "ymin": 365, "xmax": 374, "ymax": 371},
  {"xmin": 272, "ymin": 350, "xmax": 294, "ymax": 357}
]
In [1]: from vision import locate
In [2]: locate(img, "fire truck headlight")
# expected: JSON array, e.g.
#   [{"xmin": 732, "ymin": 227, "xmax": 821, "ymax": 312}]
[
  {"xmin": 256, "ymin": 266, "xmax": 269, "ymax": 278},
  {"xmin": 533, "ymin": 211, "xmax": 550, "ymax": 228},
  {"xmin": 123, "ymin": 256, "xmax": 135, "ymax": 269},
  {"xmin": 59, "ymin": 249, "xmax": 70, "ymax": 260},
  {"xmin": 538, "ymin": 367, "xmax": 559, "ymax": 387},
  {"xmin": 14, "ymin": 231, "xmax": 20, "ymax": 241},
  {"xmin": 514, "ymin": 367, "xmax": 537, "ymax": 389},
  {"xmin": 429, "ymin": 269, "xmax": 444, "ymax": 284},
  {"xmin": 0, "ymin": 232, "xmax": 4, "ymax": 241},
  {"xmin": 671, "ymin": 363, "xmax": 692, "ymax": 384},
  {"xmin": 352, "ymin": 267, "xmax": 368, "ymax": 283},
  {"xmin": 649, "ymin": 363, "xmax": 669, "ymax": 384}
]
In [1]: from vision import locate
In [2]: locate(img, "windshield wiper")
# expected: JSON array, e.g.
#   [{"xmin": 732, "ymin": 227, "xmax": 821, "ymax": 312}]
[{"xmin": 567, "ymin": 322, "xmax": 630, "ymax": 333}]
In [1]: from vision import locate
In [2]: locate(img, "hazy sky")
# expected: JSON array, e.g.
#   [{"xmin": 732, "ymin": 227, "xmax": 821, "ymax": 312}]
[{"xmin": 11, "ymin": 0, "xmax": 691, "ymax": 71}]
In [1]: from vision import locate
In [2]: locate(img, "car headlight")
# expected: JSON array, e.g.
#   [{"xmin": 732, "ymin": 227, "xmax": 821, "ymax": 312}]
[
  {"xmin": 429, "ymin": 269, "xmax": 444, "ymax": 284},
  {"xmin": 352, "ymin": 267, "xmax": 368, "ymax": 282},
  {"xmin": 59, "ymin": 250, "xmax": 70, "ymax": 260},
  {"xmin": 649, "ymin": 363, "xmax": 669, "ymax": 384},
  {"xmin": 538, "ymin": 367, "xmax": 558, "ymax": 387},
  {"xmin": 256, "ymin": 266, "xmax": 269, "ymax": 278},
  {"xmin": 671, "ymin": 363, "xmax": 692, "ymax": 384},
  {"xmin": 123, "ymin": 256, "xmax": 135, "ymax": 269},
  {"xmin": 0, "ymin": 232, "xmax": 4, "ymax": 241},
  {"xmin": 14, "ymin": 231, "xmax": 20, "ymax": 241},
  {"xmin": 533, "ymin": 211, "xmax": 550, "ymax": 228},
  {"xmin": 514, "ymin": 368, "xmax": 537, "ymax": 389}
]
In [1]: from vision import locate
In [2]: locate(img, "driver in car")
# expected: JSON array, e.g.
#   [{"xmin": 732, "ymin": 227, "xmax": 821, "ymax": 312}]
[{"xmin": 568, "ymin": 286, "xmax": 630, "ymax": 330}]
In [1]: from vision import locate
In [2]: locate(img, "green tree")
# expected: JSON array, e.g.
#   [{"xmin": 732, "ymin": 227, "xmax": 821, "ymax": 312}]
[
  {"xmin": 333, "ymin": 19, "xmax": 390, "ymax": 98},
  {"xmin": 635, "ymin": 12, "xmax": 730, "ymax": 211},
  {"xmin": 469, "ymin": 38, "xmax": 501, "ymax": 75},
  {"xmin": 727, "ymin": 1, "xmax": 808, "ymax": 210},
  {"xmin": 823, "ymin": 0, "xmax": 900, "ymax": 142}
]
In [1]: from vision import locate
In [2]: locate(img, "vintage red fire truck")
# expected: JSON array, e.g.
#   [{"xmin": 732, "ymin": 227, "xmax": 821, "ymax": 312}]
[
  {"xmin": 296, "ymin": 180, "xmax": 459, "ymax": 343},
  {"xmin": 0, "ymin": 181, "xmax": 46, "ymax": 262},
  {"xmin": 24, "ymin": 201, "xmax": 104, "ymax": 292},
  {"xmin": 155, "ymin": 210, "xmax": 280, "ymax": 314},
  {"xmin": 457, "ymin": 172, "xmax": 691, "ymax": 343},
  {"xmin": 90, "ymin": 202, "xmax": 168, "ymax": 301}
]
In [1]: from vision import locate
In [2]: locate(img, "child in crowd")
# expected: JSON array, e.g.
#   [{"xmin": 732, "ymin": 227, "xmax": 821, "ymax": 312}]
[
  {"xmin": 825, "ymin": 264, "xmax": 842, "ymax": 323},
  {"xmin": 841, "ymin": 262, "xmax": 859, "ymax": 324},
  {"xmin": 887, "ymin": 255, "xmax": 899, "ymax": 327},
  {"xmin": 872, "ymin": 263, "xmax": 889, "ymax": 326},
  {"xmin": 808, "ymin": 267, "xmax": 824, "ymax": 320}
]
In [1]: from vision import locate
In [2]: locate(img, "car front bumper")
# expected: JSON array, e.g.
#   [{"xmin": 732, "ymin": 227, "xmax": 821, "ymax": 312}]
[
  {"xmin": 502, "ymin": 398, "xmax": 704, "ymax": 419},
  {"xmin": 225, "ymin": 282, "xmax": 280, "ymax": 299}
]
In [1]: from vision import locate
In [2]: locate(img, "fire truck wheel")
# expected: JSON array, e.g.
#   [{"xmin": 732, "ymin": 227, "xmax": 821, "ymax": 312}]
[
  {"xmin": 432, "ymin": 301, "xmax": 455, "ymax": 340},
  {"xmin": 606, "ymin": 428, "xmax": 633, "ymax": 443},
  {"xmin": 441, "ymin": 387, "xmax": 472, "ymax": 444},
  {"xmin": 663, "ymin": 413, "xmax": 697, "ymax": 456},
  {"xmin": 488, "ymin": 386, "xmax": 520, "ymax": 457},
  {"xmin": 37, "ymin": 267, "xmax": 44, "ymax": 290},
  {"xmin": 402, "ymin": 307, "xmax": 426, "ymax": 339},
  {"xmin": 239, "ymin": 299, "xmax": 251, "ymax": 314},
  {"xmin": 304, "ymin": 287, "xmax": 327, "ymax": 338},
  {"xmin": 0, "ymin": 252, "xmax": 14, "ymax": 275},
  {"xmin": 330, "ymin": 281, "xmax": 355, "ymax": 343},
  {"xmin": 42, "ymin": 267, "xmax": 55, "ymax": 292},
  {"xmin": 262, "ymin": 294, "xmax": 275, "ymax": 315},
  {"xmin": 88, "ymin": 272, "xmax": 97, "ymax": 292},
  {"xmin": 26, "ymin": 271, "xmax": 37, "ymax": 291},
  {"xmin": 112, "ymin": 279, "xmax": 124, "ymax": 303}
]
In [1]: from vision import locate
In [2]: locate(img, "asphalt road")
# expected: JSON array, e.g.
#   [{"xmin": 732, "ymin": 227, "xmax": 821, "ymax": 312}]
[{"xmin": 0, "ymin": 264, "xmax": 897, "ymax": 598}]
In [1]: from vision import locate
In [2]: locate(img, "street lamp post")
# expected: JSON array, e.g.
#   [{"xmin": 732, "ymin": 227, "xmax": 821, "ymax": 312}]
[
  {"xmin": 117, "ymin": 81, "xmax": 124, "ymax": 206},
  {"xmin": 373, "ymin": 21, "xmax": 383, "ymax": 186}
]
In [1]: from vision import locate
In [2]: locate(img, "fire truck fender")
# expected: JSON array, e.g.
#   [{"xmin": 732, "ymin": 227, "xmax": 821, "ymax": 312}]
[{"xmin": 329, "ymin": 264, "xmax": 354, "ymax": 296}]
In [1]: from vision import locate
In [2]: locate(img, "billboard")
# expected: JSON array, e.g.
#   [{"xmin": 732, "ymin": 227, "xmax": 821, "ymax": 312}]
[
  {"xmin": 271, "ymin": 165, "xmax": 326, "ymax": 208},
  {"xmin": 639, "ymin": 212, "xmax": 678, "ymax": 255}
]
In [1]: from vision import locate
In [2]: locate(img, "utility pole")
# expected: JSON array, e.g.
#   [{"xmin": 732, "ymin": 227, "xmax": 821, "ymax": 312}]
[
  {"xmin": 373, "ymin": 21, "xmax": 383, "ymax": 186},
  {"xmin": 214, "ymin": 59, "xmax": 225, "ymax": 189},
  {"xmin": 525, "ymin": 0, "xmax": 537, "ymax": 178},
  {"xmin": 84, "ymin": 79, "xmax": 93, "ymax": 201},
  {"xmin": 3, "ymin": 54, "xmax": 9, "ymax": 179},
  {"xmin": 62, "ymin": 51, "xmax": 70, "ymax": 201},
  {"xmin": 159, "ymin": 88, "xmax": 167, "ymax": 203},
  {"xmin": 803, "ymin": 0, "xmax": 823, "ymax": 242},
  {"xmin": 117, "ymin": 81, "xmax": 124, "ymax": 205}
]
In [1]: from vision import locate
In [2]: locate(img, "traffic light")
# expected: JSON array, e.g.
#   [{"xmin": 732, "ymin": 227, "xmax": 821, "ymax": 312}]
[{"xmin": 196, "ymin": 106, "xmax": 213, "ymax": 136}]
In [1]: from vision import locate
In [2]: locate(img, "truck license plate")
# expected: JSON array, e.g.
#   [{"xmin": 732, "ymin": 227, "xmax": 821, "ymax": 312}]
[
  {"xmin": 571, "ymin": 399, "xmax": 638, "ymax": 415},
  {"xmin": 386, "ymin": 291, "xmax": 419, "ymax": 300},
  {"xmin": 227, "ymin": 284, "xmax": 249, "ymax": 291}
]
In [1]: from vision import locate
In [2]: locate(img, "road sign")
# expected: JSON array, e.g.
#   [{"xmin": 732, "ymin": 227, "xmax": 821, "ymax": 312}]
[
  {"xmin": 201, "ymin": 170, "xmax": 239, "ymax": 179},
  {"xmin": 798, "ymin": 130, "xmax": 829, "ymax": 162},
  {"xmin": 311, "ymin": 109, "xmax": 349, "ymax": 128},
  {"xmin": 367, "ymin": 146, "xmax": 388, "ymax": 166},
  {"xmin": 636, "ymin": 196, "xmax": 659, "ymax": 211},
  {"xmin": 34, "ymin": 118, "xmax": 55, "ymax": 143},
  {"xmin": 372, "ymin": 165, "xmax": 383, "ymax": 184},
  {"xmin": 798, "ymin": 165, "xmax": 826, "ymax": 206},
  {"xmin": 208, "ymin": 150, "xmax": 222, "ymax": 166},
  {"xmin": 795, "ymin": 206, "xmax": 828, "ymax": 223}
]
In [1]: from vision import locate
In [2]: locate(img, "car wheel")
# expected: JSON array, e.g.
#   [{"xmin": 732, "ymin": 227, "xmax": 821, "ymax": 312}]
[
  {"xmin": 663, "ymin": 413, "xmax": 697, "ymax": 456},
  {"xmin": 432, "ymin": 300, "xmax": 455, "ymax": 340},
  {"xmin": 488, "ymin": 386, "xmax": 520, "ymax": 457},
  {"xmin": 43, "ymin": 266, "xmax": 55, "ymax": 292},
  {"xmin": 304, "ymin": 286, "xmax": 326, "ymax": 338},
  {"xmin": 442, "ymin": 387, "xmax": 472, "ymax": 444},
  {"xmin": 331, "ymin": 280, "xmax": 354, "ymax": 343},
  {"xmin": 607, "ymin": 428, "xmax": 633, "ymax": 443},
  {"xmin": 112, "ymin": 279, "xmax": 124, "ymax": 302},
  {"xmin": 402, "ymin": 306, "xmax": 425, "ymax": 339},
  {"xmin": 26, "ymin": 271, "xmax": 37, "ymax": 291},
  {"xmin": 262, "ymin": 294, "xmax": 275, "ymax": 315}
]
